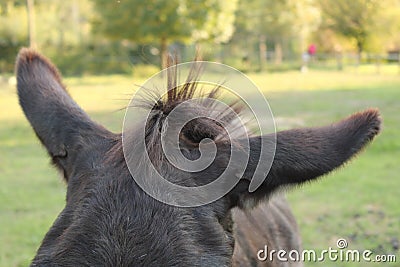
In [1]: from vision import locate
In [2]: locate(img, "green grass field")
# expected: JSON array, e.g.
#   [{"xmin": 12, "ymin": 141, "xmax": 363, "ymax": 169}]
[{"xmin": 1, "ymin": 69, "xmax": 399, "ymax": 266}]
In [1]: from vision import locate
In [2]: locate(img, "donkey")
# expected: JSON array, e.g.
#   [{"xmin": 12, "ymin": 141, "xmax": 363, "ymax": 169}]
[{"xmin": 16, "ymin": 48, "xmax": 381, "ymax": 267}]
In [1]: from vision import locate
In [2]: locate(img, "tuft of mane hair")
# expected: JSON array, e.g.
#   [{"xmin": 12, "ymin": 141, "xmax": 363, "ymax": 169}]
[{"xmin": 133, "ymin": 56, "xmax": 249, "ymax": 149}]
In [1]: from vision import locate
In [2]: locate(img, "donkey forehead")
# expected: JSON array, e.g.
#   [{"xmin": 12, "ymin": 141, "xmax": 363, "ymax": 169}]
[{"xmin": 60, "ymin": 171, "xmax": 234, "ymax": 265}]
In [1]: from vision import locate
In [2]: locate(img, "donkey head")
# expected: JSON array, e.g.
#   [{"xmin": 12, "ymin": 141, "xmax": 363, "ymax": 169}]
[{"xmin": 16, "ymin": 48, "xmax": 380, "ymax": 266}]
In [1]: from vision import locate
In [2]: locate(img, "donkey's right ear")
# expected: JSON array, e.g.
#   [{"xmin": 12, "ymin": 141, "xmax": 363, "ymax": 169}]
[{"xmin": 16, "ymin": 48, "xmax": 114, "ymax": 176}]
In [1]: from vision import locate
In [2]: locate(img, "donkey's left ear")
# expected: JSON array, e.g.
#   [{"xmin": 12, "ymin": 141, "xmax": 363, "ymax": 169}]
[
  {"xmin": 16, "ymin": 48, "xmax": 114, "ymax": 176},
  {"xmin": 228, "ymin": 109, "xmax": 381, "ymax": 209}
]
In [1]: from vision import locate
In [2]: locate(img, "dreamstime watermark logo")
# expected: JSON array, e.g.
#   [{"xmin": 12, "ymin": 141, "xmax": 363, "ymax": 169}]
[
  {"xmin": 122, "ymin": 61, "xmax": 276, "ymax": 207},
  {"xmin": 257, "ymin": 238, "xmax": 397, "ymax": 263}
]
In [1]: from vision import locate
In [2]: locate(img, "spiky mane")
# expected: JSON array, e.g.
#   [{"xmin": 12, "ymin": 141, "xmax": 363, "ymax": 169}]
[{"xmin": 132, "ymin": 57, "xmax": 249, "ymax": 148}]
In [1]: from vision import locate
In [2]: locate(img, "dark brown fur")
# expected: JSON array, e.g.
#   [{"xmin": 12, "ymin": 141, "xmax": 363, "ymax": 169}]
[{"xmin": 16, "ymin": 48, "xmax": 381, "ymax": 267}]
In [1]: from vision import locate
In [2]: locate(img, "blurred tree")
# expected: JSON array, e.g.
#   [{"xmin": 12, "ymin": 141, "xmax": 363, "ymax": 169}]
[
  {"xmin": 318, "ymin": 0, "xmax": 380, "ymax": 62},
  {"xmin": 0, "ymin": 0, "xmax": 96, "ymax": 73},
  {"xmin": 91, "ymin": 0, "xmax": 237, "ymax": 68},
  {"xmin": 365, "ymin": 0, "xmax": 400, "ymax": 53},
  {"xmin": 293, "ymin": 0, "xmax": 321, "ymax": 54},
  {"xmin": 191, "ymin": 0, "xmax": 237, "ymax": 44},
  {"xmin": 26, "ymin": 0, "xmax": 36, "ymax": 48},
  {"xmin": 233, "ymin": 0, "xmax": 320, "ymax": 69},
  {"xmin": 0, "ymin": 1, "xmax": 28, "ymax": 71},
  {"xmin": 34, "ymin": 0, "xmax": 92, "ymax": 49}
]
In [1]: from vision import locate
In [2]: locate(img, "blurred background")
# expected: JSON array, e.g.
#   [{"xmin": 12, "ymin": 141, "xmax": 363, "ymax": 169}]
[
  {"xmin": 1, "ymin": 0, "xmax": 400, "ymax": 74},
  {"xmin": 0, "ymin": 0, "xmax": 399, "ymax": 266}
]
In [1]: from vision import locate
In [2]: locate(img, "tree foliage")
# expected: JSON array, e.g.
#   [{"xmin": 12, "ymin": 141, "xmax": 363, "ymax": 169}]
[
  {"xmin": 91, "ymin": 0, "xmax": 237, "ymax": 67},
  {"xmin": 1, "ymin": 0, "xmax": 400, "ymax": 73},
  {"xmin": 318, "ymin": 0, "xmax": 380, "ymax": 54},
  {"xmin": 0, "ymin": 1, "xmax": 28, "ymax": 70},
  {"xmin": 233, "ymin": 0, "xmax": 320, "ymax": 68}
]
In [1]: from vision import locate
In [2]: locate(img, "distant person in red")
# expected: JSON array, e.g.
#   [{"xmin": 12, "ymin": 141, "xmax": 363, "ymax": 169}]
[
  {"xmin": 308, "ymin": 44, "xmax": 316, "ymax": 56},
  {"xmin": 301, "ymin": 44, "xmax": 316, "ymax": 73}
]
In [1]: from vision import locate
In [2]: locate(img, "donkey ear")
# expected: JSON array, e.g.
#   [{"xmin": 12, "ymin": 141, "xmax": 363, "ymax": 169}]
[
  {"xmin": 231, "ymin": 109, "xmax": 381, "ymax": 208},
  {"xmin": 16, "ymin": 48, "xmax": 113, "ymax": 176}
]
